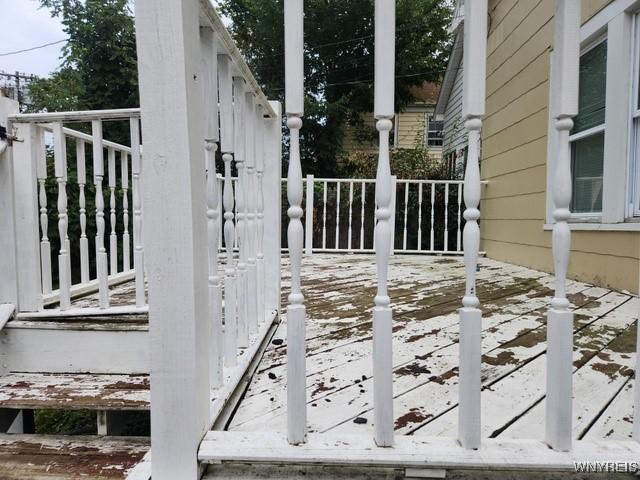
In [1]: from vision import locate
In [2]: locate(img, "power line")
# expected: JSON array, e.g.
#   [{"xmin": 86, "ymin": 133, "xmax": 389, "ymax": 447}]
[{"xmin": 0, "ymin": 39, "xmax": 68, "ymax": 57}]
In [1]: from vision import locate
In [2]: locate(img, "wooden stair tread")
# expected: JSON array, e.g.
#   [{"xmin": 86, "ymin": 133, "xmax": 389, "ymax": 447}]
[
  {"xmin": 8, "ymin": 313, "xmax": 148, "ymax": 332},
  {"xmin": 0, "ymin": 373, "xmax": 149, "ymax": 411},
  {"xmin": 0, "ymin": 433, "xmax": 149, "ymax": 479}
]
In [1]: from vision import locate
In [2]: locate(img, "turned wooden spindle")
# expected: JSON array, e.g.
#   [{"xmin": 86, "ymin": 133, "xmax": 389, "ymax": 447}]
[
  {"xmin": 53, "ymin": 123, "xmax": 71, "ymax": 309},
  {"xmin": 546, "ymin": 0, "xmax": 580, "ymax": 453},
  {"xmin": 372, "ymin": 0, "xmax": 395, "ymax": 448}
]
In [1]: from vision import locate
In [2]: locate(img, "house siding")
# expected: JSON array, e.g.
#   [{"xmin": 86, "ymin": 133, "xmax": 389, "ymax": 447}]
[
  {"xmin": 443, "ymin": 52, "xmax": 465, "ymax": 155},
  {"xmin": 480, "ymin": 0, "xmax": 640, "ymax": 293}
]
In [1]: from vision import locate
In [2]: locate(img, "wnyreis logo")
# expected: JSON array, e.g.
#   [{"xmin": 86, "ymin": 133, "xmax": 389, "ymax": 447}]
[{"xmin": 574, "ymin": 461, "xmax": 640, "ymax": 473}]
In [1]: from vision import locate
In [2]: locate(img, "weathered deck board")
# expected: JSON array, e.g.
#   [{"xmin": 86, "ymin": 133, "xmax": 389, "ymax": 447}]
[
  {"xmin": 0, "ymin": 434, "xmax": 149, "ymax": 479},
  {"xmin": 0, "ymin": 373, "xmax": 149, "ymax": 411},
  {"xmin": 228, "ymin": 254, "xmax": 637, "ymax": 444}
]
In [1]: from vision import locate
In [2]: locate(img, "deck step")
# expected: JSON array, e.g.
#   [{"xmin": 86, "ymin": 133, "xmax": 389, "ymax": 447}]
[
  {"xmin": 0, "ymin": 373, "xmax": 149, "ymax": 411},
  {"xmin": 0, "ymin": 433, "xmax": 149, "ymax": 479}
]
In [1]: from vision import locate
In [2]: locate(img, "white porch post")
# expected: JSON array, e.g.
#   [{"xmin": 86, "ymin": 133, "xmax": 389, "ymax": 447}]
[
  {"xmin": 135, "ymin": 0, "xmax": 210, "ymax": 477},
  {"xmin": 458, "ymin": 0, "xmax": 487, "ymax": 451},
  {"xmin": 546, "ymin": 0, "xmax": 580, "ymax": 453},
  {"xmin": 0, "ymin": 98, "xmax": 19, "ymax": 306},
  {"xmin": 11, "ymin": 122, "xmax": 43, "ymax": 312},
  {"xmin": 373, "ymin": 0, "xmax": 395, "ymax": 448},
  {"xmin": 285, "ymin": 0, "xmax": 307, "ymax": 446},
  {"xmin": 305, "ymin": 174, "xmax": 314, "ymax": 256}
]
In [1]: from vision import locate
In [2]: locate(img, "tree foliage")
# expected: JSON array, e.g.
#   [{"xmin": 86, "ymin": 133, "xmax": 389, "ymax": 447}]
[{"xmin": 219, "ymin": 0, "xmax": 452, "ymax": 176}]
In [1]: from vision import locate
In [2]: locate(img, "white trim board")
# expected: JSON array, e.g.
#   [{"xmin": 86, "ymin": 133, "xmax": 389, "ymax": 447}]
[
  {"xmin": 543, "ymin": 221, "xmax": 640, "ymax": 231},
  {"xmin": 198, "ymin": 431, "xmax": 640, "ymax": 471}
]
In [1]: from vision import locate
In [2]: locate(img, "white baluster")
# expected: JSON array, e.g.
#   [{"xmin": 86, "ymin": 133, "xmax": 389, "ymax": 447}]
[
  {"xmin": 444, "ymin": 183, "xmax": 449, "ymax": 252},
  {"xmin": 347, "ymin": 182, "xmax": 353, "ymax": 250},
  {"xmin": 360, "ymin": 181, "xmax": 366, "ymax": 250},
  {"xmin": 285, "ymin": 0, "xmax": 306, "ymax": 446},
  {"xmin": 373, "ymin": 0, "xmax": 395, "ymax": 447},
  {"xmin": 458, "ymin": 0, "xmax": 488, "ymax": 450},
  {"xmin": 546, "ymin": 0, "xmax": 580, "ymax": 453},
  {"xmin": 53, "ymin": 123, "xmax": 70, "ymax": 309},
  {"xmin": 335, "ymin": 182, "xmax": 340, "ymax": 249},
  {"xmin": 36, "ymin": 128, "xmax": 52, "ymax": 294},
  {"xmin": 201, "ymin": 25, "xmax": 223, "ymax": 389},
  {"xmin": 92, "ymin": 120, "xmax": 109, "ymax": 308},
  {"xmin": 129, "ymin": 117, "xmax": 145, "ymax": 307},
  {"xmin": 430, "ymin": 183, "xmax": 435, "ymax": 251},
  {"xmin": 233, "ymin": 76, "xmax": 249, "ymax": 348},
  {"xmin": 76, "ymin": 140, "xmax": 90, "ymax": 284},
  {"xmin": 256, "ymin": 105, "xmax": 266, "ymax": 323},
  {"xmin": 402, "ymin": 182, "xmax": 409, "ymax": 251},
  {"xmin": 219, "ymin": 53, "xmax": 237, "ymax": 367},
  {"xmin": 322, "ymin": 181, "xmax": 327, "ymax": 250},
  {"xmin": 245, "ymin": 91, "xmax": 258, "ymax": 336},
  {"xmin": 456, "ymin": 184, "xmax": 463, "ymax": 252},
  {"xmin": 417, "ymin": 182, "xmax": 423, "ymax": 251},
  {"xmin": 121, "ymin": 151, "xmax": 130, "ymax": 271},
  {"xmin": 108, "ymin": 148, "xmax": 118, "ymax": 276},
  {"xmin": 305, "ymin": 174, "xmax": 314, "ymax": 256}
]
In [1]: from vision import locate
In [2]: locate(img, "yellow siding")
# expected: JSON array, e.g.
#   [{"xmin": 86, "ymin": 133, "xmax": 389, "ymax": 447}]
[{"xmin": 481, "ymin": 0, "xmax": 640, "ymax": 294}]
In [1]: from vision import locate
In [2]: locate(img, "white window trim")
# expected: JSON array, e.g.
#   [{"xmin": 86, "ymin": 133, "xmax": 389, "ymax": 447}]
[
  {"xmin": 545, "ymin": 2, "xmax": 638, "ymax": 230},
  {"xmin": 631, "ymin": 14, "xmax": 640, "ymax": 216}
]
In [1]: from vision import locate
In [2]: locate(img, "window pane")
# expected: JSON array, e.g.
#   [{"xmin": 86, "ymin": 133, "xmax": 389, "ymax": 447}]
[
  {"xmin": 573, "ymin": 41, "xmax": 607, "ymax": 134},
  {"xmin": 571, "ymin": 132, "xmax": 604, "ymax": 213}
]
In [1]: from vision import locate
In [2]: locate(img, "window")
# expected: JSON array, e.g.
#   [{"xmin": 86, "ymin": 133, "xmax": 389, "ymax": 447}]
[
  {"xmin": 426, "ymin": 115, "xmax": 443, "ymax": 147},
  {"xmin": 569, "ymin": 39, "xmax": 607, "ymax": 215},
  {"xmin": 632, "ymin": 14, "xmax": 640, "ymax": 216}
]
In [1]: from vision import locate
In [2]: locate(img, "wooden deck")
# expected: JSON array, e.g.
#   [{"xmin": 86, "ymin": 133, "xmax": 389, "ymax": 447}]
[{"xmin": 228, "ymin": 254, "xmax": 638, "ymax": 443}]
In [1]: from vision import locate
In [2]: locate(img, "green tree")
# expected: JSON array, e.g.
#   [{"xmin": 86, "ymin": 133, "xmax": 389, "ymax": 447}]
[{"xmin": 219, "ymin": 0, "xmax": 452, "ymax": 176}]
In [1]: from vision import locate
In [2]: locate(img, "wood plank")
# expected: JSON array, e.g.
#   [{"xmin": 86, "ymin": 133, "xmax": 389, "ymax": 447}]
[
  {"xmin": 198, "ymin": 431, "xmax": 640, "ymax": 470},
  {"xmin": 0, "ymin": 434, "xmax": 149, "ymax": 480},
  {"xmin": 0, "ymin": 373, "xmax": 150, "ymax": 411}
]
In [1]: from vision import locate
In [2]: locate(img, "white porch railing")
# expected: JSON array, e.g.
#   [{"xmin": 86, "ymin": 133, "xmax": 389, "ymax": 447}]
[{"xmin": 6, "ymin": 109, "xmax": 145, "ymax": 313}]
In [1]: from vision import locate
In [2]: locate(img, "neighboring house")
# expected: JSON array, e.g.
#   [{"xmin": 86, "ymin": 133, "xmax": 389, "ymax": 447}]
[
  {"xmin": 439, "ymin": 0, "xmax": 640, "ymax": 293},
  {"xmin": 341, "ymin": 81, "xmax": 443, "ymax": 158},
  {"xmin": 435, "ymin": 0, "xmax": 466, "ymax": 178}
]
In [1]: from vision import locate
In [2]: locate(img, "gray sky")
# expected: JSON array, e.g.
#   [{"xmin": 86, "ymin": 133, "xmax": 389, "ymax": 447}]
[{"xmin": 0, "ymin": 0, "xmax": 65, "ymax": 77}]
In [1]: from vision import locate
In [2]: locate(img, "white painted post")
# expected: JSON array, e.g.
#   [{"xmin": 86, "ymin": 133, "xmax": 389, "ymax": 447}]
[
  {"xmin": 264, "ymin": 101, "xmax": 282, "ymax": 315},
  {"xmin": 456, "ymin": 184, "xmax": 463, "ymax": 252},
  {"xmin": 546, "ymin": 0, "xmax": 580, "ymax": 453},
  {"xmin": 219, "ymin": 53, "xmax": 238, "ymax": 367},
  {"xmin": 360, "ymin": 181, "xmax": 366, "ymax": 250},
  {"xmin": 322, "ymin": 181, "xmax": 327, "ymax": 250},
  {"xmin": 335, "ymin": 182, "xmax": 341, "ymax": 249},
  {"xmin": 389, "ymin": 175, "xmax": 397, "ymax": 256},
  {"xmin": 108, "ymin": 148, "xmax": 118, "ymax": 276},
  {"xmin": 373, "ymin": 0, "xmax": 395, "ymax": 448},
  {"xmin": 11, "ymin": 122, "xmax": 43, "ymax": 311},
  {"xmin": 130, "ymin": 118, "xmax": 145, "ymax": 307},
  {"xmin": 285, "ymin": 0, "xmax": 307, "ymax": 446},
  {"xmin": 78, "ymin": 141, "xmax": 90, "ymax": 282},
  {"xmin": 458, "ymin": 0, "xmax": 488, "ymax": 451},
  {"xmin": 92, "ymin": 120, "xmax": 109, "ymax": 309},
  {"xmin": 0, "ymin": 98, "xmax": 19, "ymax": 307},
  {"xmin": 417, "ymin": 182, "xmax": 423, "ymax": 251},
  {"xmin": 256, "ymin": 105, "xmax": 266, "ymax": 322},
  {"xmin": 443, "ymin": 183, "xmax": 450, "ymax": 252},
  {"xmin": 429, "ymin": 183, "xmax": 435, "ymax": 250},
  {"xmin": 35, "ymin": 127, "xmax": 52, "ymax": 294},
  {"xmin": 402, "ymin": 182, "xmax": 408, "ymax": 251},
  {"xmin": 53, "ymin": 122, "xmax": 71, "ymax": 310},
  {"xmin": 634, "ymin": 321, "xmax": 640, "ymax": 442},
  {"xmin": 245, "ymin": 91, "xmax": 258, "ymax": 336},
  {"xmin": 348, "ymin": 181, "xmax": 354, "ymax": 250},
  {"xmin": 305, "ymin": 174, "xmax": 314, "ymax": 255},
  {"xmin": 121, "ymin": 151, "xmax": 130, "ymax": 272},
  {"xmin": 233, "ymin": 77, "xmax": 249, "ymax": 348},
  {"xmin": 135, "ymin": 0, "xmax": 210, "ymax": 476},
  {"xmin": 201, "ymin": 25, "xmax": 223, "ymax": 391}
]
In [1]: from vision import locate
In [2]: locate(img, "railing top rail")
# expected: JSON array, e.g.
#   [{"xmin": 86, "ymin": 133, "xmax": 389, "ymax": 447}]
[
  {"xmin": 39, "ymin": 125, "xmax": 132, "ymax": 153},
  {"xmin": 8, "ymin": 108, "xmax": 140, "ymax": 124},
  {"xmin": 199, "ymin": 0, "xmax": 276, "ymax": 119}
]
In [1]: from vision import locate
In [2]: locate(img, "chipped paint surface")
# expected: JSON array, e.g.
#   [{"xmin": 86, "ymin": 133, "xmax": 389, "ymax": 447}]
[
  {"xmin": 228, "ymin": 254, "xmax": 637, "ymax": 443},
  {"xmin": 0, "ymin": 434, "xmax": 149, "ymax": 479},
  {"xmin": 0, "ymin": 373, "xmax": 149, "ymax": 411}
]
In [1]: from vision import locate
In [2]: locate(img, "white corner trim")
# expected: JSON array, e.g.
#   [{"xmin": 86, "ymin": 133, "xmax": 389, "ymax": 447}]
[
  {"xmin": 543, "ymin": 221, "xmax": 640, "ymax": 232},
  {"xmin": 581, "ymin": 0, "xmax": 640, "ymax": 44}
]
